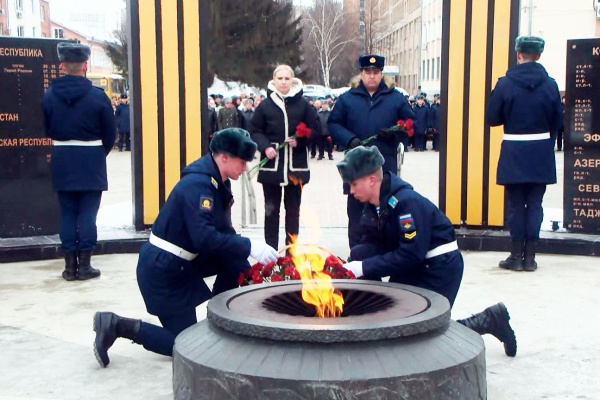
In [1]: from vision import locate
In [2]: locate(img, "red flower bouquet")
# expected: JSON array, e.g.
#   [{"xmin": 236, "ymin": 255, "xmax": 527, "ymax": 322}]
[
  {"xmin": 345, "ymin": 118, "xmax": 415, "ymax": 153},
  {"xmin": 247, "ymin": 122, "xmax": 312, "ymax": 179},
  {"xmin": 238, "ymin": 254, "xmax": 355, "ymax": 286}
]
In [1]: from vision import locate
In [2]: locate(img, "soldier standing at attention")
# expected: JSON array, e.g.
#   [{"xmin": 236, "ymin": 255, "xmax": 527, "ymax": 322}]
[
  {"xmin": 328, "ymin": 54, "xmax": 415, "ymax": 248},
  {"xmin": 486, "ymin": 36, "xmax": 562, "ymax": 272},
  {"xmin": 42, "ymin": 42, "xmax": 116, "ymax": 281}
]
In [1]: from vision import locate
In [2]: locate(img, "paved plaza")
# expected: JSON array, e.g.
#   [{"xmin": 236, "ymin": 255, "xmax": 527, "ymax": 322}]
[{"xmin": 2, "ymin": 149, "xmax": 599, "ymax": 399}]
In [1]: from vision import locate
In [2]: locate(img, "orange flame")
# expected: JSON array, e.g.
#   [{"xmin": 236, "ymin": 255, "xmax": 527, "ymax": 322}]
[{"xmin": 289, "ymin": 238, "xmax": 344, "ymax": 318}]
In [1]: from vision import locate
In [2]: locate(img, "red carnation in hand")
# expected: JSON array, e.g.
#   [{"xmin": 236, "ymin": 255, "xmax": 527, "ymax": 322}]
[
  {"xmin": 271, "ymin": 274, "xmax": 284, "ymax": 282},
  {"xmin": 295, "ymin": 122, "xmax": 312, "ymax": 138}
]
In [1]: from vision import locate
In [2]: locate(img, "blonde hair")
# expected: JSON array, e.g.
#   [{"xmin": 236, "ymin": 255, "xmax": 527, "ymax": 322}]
[{"xmin": 272, "ymin": 64, "xmax": 295, "ymax": 79}]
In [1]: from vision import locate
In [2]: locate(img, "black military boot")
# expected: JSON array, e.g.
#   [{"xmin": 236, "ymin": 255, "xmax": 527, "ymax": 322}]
[
  {"xmin": 62, "ymin": 252, "xmax": 78, "ymax": 281},
  {"xmin": 457, "ymin": 303, "xmax": 517, "ymax": 357},
  {"xmin": 77, "ymin": 251, "xmax": 101, "ymax": 280},
  {"xmin": 498, "ymin": 240, "xmax": 524, "ymax": 271},
  {"xmin": 523, "ymin": 240, "xmax": 538, "ymax": 272},
  {"xmin": 93, "ymin": 312, "xmax": 141, "ymax": 368}
]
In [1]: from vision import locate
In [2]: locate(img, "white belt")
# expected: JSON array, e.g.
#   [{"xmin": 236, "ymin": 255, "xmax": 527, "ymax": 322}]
[
  {"xmin": 425, "ymin": 240, "xmax": 459, "ymax": 259},
  {"xmin": 149, "ymin": 232, "xmax": 198, "ymax": 261},
  {"xmin": 503, "ymin": 133, "xmax": 550, "ymax": 141},
  {"xmin": 53, "ymin": 139, "xmax": 103, "ymax": 146}
]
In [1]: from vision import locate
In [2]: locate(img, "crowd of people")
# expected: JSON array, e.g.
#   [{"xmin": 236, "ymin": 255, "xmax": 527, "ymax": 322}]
[{"xmin": 44, "ymin": 36, "xmax": 565, "ymax": 369}]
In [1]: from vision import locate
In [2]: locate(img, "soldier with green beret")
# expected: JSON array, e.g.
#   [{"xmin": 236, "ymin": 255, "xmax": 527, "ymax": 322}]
[
  {"xmin": 486, "ymin": 36, "xmax": 562, "ymax": 272},
  {"xmin": 92, "ymin": 128, "xmax": 278, "ymax": 368},
  {"xmin": 339, "ymin": 146, "xmax": 517, "ymax": 357}
]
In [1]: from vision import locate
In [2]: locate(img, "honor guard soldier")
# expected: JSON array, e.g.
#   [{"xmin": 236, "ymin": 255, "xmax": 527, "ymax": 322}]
[
  {"xmin": 92, "ymin": 128, "xmax": 279, "ymax": 368},
  {"xmin": 486, "ymin": 36, "xmax": 562, "ymax": 272},
  {"xmin": 42, "ymin": 42, "xmax": 116, "ymax": 281},
  {"xmin": 328, "ymin": 54, "xmax": 415, "ymax": 248},
  {"xmin": 339, "ymin": 146, "xmax": 517, "ymax": 357}
]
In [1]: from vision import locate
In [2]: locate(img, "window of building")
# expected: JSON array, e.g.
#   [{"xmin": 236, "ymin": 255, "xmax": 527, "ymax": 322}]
[
  {"xmin": 31, "ymin": 0, "xmax": 34, "ymax": 12},
  {"xmin": 422, "ymin": 60, "xmax": 426, "ymax": 81},
  {"xmin": 16, "ymin": 0, "xmax": 23, "ymax": 10},
  {"xmin": 53, "ymin": 28, "xmax": 64, "ymax": 38},
  {"xmin": 0, "ymin": 23, "xmax": 3, "ymax": 36},
  {"xmin": 40, "ymin": 5, "xmax": 45, "ymax": 21},
  {"xmin": 32, "ymin": 26, "xmax": 35, "ymax": 37},
  {"xmin": 437, "ymin": 56, "xmax": 441, "ymax": 80},
  {"xmin": 426, "ymin": 59, "xmax": 430, "ymax": 81},
  {"xmin": 17, "ymin": 26, "xmax": 24, "ymax": 37}
]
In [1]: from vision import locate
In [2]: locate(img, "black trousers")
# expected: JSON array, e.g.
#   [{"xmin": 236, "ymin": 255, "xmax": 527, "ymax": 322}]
[
  {"xmin": 263, "ymin": 183, "xmax": 302, "ymax": 249},
  {"xmin": 57, "ymin": 191, "xmax": 102, "ymax": 252},
  {"xmin": 318, "ymin": 136, "xmax": 332, "ymax": 157},
  {"xmin": 505, "ymin": 183, "xmax": 546, "ymax": 241}
]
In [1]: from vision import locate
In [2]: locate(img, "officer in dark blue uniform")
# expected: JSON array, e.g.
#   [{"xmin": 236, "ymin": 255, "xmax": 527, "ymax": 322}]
[
  {"xmin": 114, "ymin": 93, "xmax": 131, "ymax": 151},
  {"xmin": 92, "ymin": 128, "xmax": 278, "ymax": 368},
  {"xmin": 42, "ymin": 42, "xmax": 116, "ymax": 281},
  {"xmin": 486, "ymin": 36, "xmax": 562, "ymax": 272},
  {"xmin": 328, "ymin": 54, "xmax": 415, "ymax": 248},
  {"xmin": 430, "ymin": 94, "xmax": 441, "ymax": 151},
  {"xmin": 412, "ymin": 94, "xmax": 430, "ymax": 151},
  {"xmin": 339, "ymin": 146, "xmax": 517, "ymax": 357}
]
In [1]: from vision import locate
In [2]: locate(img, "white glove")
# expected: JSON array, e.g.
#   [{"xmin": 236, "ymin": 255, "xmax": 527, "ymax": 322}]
[
  {"xmin": 249, "ymin": 239, "xmax": 279, "ymax": 265},
  {"xmin": 345, "ymin": 261, "xmax": 364, "ymax": 278}
]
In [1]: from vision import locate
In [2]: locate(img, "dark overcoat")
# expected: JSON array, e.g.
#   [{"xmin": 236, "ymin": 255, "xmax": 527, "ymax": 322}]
[
  {"xmin": 486, "ymin": 62, "xmax": 562, "ymax": 184},
  {"xmin": 328, "ymin": 76, "xmax": 415, "ymax": 172},
  {"xmin": 136, "ymin": 155, "xmax": 251, "ymax": 317},
  {"xmin": 42, "ymin": 75, "xmax": 115, "ymax": 191},
  {"xmin": 250, "ymin": 79, "xmax": 317, "ymax": 186}
]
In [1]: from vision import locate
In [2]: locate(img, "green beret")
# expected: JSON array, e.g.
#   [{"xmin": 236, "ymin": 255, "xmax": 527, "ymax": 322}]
[
  {"xmin": 336, "ymin": 146, "xmax": 385, "ymax": 182},
  {"xmin": 209, "ymin": 128, "xmax": 257, "ymax": 162},
  {"xmin": 57, "ymin": 42, "xmax": 91, "ymax": 62},
  {"xmin": 515, "ymin": 36, "xmax": 545, "ymax": 54}
]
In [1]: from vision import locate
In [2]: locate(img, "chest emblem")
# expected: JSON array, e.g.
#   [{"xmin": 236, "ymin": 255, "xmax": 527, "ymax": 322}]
[{"xmin": 200, "ymin": 196, "xmax": 213, "ymax": 211}]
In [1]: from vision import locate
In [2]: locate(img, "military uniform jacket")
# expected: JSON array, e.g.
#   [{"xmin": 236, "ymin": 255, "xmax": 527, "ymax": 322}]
[
  {"xmin": 430, "ymin": 103, "xmax": 441, "ymax": 132},
  {"xmin": 115, "ymin": 103, "xmax": 130, "ymax": 133},
  {"xmin": 136, "ymin": 155, "xmax": 251, "ymax": 316},
  {"xmin": 328, "ymin": 77, "xmax": 415, "ymax": 172},
  {"xmin": 486, "ymin": 62, "xmax": 562, "ymax": 185},
  {"xmin": 412, "ymin": 103, "xmax": 430, "ymax": 135},
  {"xmin": 42, "ymin": 75, "xmax": 116, "ymax": 191},
  {"xmin": 359, "ymin": 173, "xmax": 457, "ymax": 281},
  {"xmin": 250, "ymin": 78, "xmax": 317, "ymax": 186}
]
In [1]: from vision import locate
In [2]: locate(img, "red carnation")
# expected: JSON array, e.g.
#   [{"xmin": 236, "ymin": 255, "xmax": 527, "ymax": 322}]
[
  {"xmin": 238, "ymin": 272, "xmax": 246, "ymax": 286},
  {"xmin": 252, "ymin": 272, "xmax": 264, "ymax": 284},
  {"xmin": 295, "ymin": 122, "xmax": 312, "ymax": 138},
  {"xmin": 284, "ymin": 266, "xmax": 296, "ymax": 277},
  {"xmin": 261, "ymin": 264, "xmax": 274, "ymax": 277},
  {"xmin": 346, "ymin": 270, "xmax": 356, "ymax": 279},
  {"xmin": 271, "ymin": 274, "xmax": 284, "ymax": 282}
]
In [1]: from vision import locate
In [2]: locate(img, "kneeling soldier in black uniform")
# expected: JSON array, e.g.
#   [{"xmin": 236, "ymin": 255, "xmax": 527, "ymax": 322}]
[
  {"xmin": 339, "ymin": 146, "xmax": 517, "ymax": 357},
  {"xmin": 92, "ymin": 128, "xmax": 279, "ymax": 367}
]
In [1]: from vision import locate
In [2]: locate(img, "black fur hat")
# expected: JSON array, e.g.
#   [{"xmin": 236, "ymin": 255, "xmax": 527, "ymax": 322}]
[
  {"xmin": 337, "ymin": 146, "xmax": 385, "ymax": 182},
  {"xmin": 209, "ymin": 128, "xmax": 257, "ymax": 162},
  {"xmin": 57, "ymin": 42, "xmax": 91, "ymax": 62}
]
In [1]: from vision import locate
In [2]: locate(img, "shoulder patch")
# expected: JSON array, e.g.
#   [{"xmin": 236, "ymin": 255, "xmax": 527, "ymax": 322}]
[
  {"xmin": 388, "ymin": 196, "xmax": 398, "ymax": 209},
  {"xmin": 200, "ymin": 196, "xmax": 213, "ymax": 211},
  {"xmin": 399, "ymin": 214, "xmax": 415, "ymax": 232},
  {"xmin": 211, "ymin": 177, "xmax": 218, "ymax": 189},
  {"xmin": 404, "ymin": 231, "xmax": 417, "ymax": 240}
]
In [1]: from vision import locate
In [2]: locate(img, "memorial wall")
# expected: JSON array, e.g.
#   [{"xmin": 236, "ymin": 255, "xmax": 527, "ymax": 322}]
[
  {"xmin": 564, "ymin": 38, "xmax": 600, "ymax": 234},
  {"xmin": 0, "ymin": 38, "xmax": 65, "ymax": 237}
]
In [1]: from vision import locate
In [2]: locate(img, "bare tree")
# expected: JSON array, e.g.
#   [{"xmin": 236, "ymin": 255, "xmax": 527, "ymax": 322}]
[
  {"xmin": 363, "ymin": 0, "xmax": 385, "ymax": 55},
  {"xmin": 304, "ymin": 0, "xmax": 355, "ymax": 88}
]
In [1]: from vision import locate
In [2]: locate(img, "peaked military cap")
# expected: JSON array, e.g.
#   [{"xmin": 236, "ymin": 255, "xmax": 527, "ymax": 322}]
[
  {"xmin": 57, "ymin": 42, "xmax": 91, "ymax": 62},
  {"xmin": 515, "ymin": 36, "xmax": 545, "ymax": 54},
  {"xmin": 337, "ymin": 146, "xmax": 385, "ymax": 182},
  {"xmin": 120, "ymin": 93, "xmax": 128, "ymax": 99},
  {"xmin": 209, "ymin": 128, "xmax": 257, "ymax": 162},
  {"xmin": 358, "ymin": 54, "xmax": 385, "ymax": 70}
]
